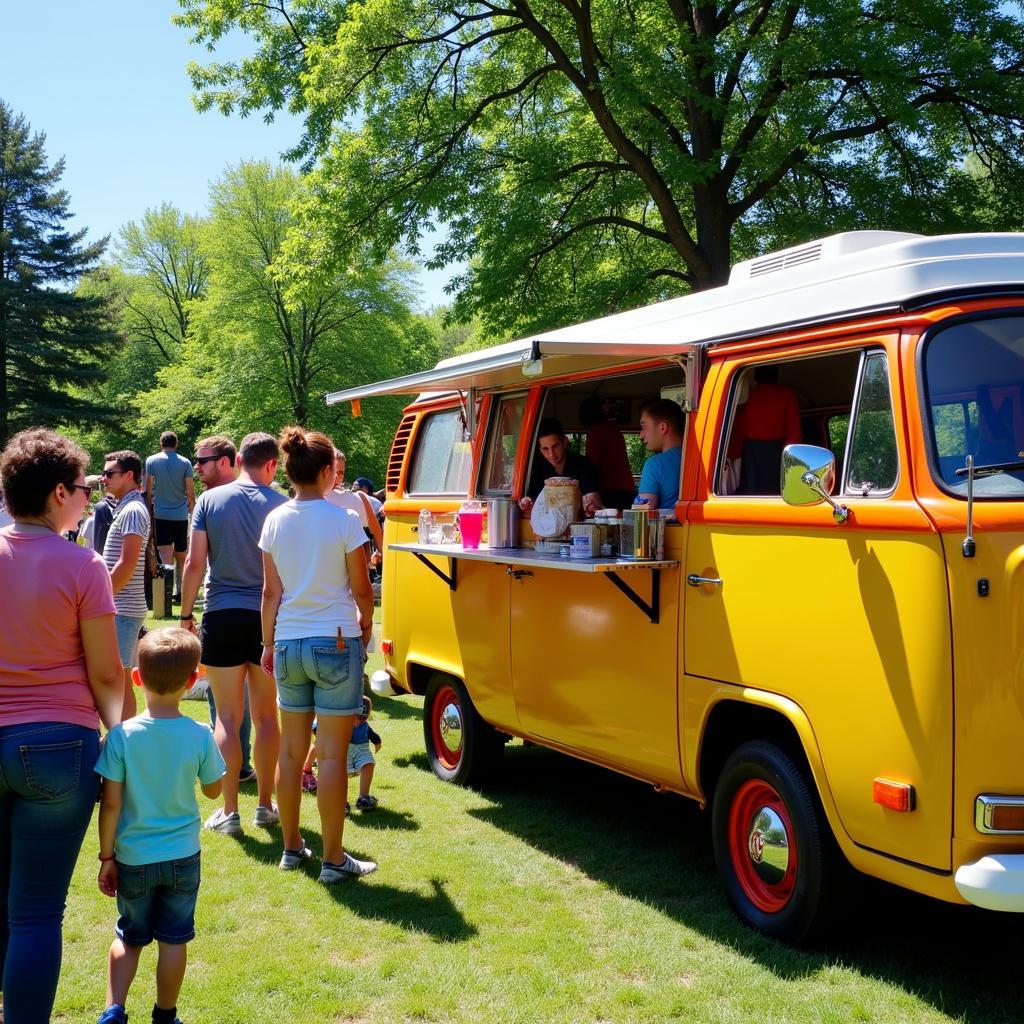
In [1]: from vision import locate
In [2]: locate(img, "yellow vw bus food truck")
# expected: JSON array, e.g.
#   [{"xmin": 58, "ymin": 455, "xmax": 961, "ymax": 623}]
[{"xmin": 328, "ymin": 232, "xmax": 1024, "ymax": 942}]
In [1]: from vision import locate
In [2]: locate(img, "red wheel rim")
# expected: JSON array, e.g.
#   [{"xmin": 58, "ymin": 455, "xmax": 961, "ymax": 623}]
[
  {"xmin": 727, "ymin": 779, "xmax": 798, "ymax": 913},
  {"xmin": 430, "ymin": 685, "xmax": 463, "ymax": 770}
]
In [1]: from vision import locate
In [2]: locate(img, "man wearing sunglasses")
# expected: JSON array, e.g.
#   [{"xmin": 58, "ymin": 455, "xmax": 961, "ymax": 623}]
[{"xmin": 101, "ymin": 450, "xmax": 151, "ymax": 719}]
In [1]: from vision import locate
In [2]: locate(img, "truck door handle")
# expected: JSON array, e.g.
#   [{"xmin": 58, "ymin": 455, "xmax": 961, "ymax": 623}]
[
  {"xmin": 687, "ymin": 573, "xmax": 723, "ymax": 587},
  {"xmin": 507, "ymin": 568, "xmax": 534, "ymax": 582}
]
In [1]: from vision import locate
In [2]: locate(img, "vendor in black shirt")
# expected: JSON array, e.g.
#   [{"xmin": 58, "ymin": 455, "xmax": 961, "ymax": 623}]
[{"xmin": 520, "ymin": 417, "xmax": 604, "ymax": 517}]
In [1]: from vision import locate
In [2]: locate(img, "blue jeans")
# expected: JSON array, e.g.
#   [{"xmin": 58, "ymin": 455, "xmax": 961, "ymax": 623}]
[
  {"xmin": 274, "ymin": 636, "xmax": 365, "ymax": 716},
  {"xmin": 115, "ymin": 852, "xmax": 201, "ymax": 946},
  {"xmin": 207, "ymin": 683, "xmax": 252, "ymax": 771},
  {"xmin": 0, "ymin": 722, "xmax": 101, "ymax": 1024}
]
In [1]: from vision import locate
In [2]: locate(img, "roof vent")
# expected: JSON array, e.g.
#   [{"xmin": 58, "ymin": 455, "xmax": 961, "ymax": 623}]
[{"xmin": 729, "ymin": 231, "xmax": 923, "ymax": 285}]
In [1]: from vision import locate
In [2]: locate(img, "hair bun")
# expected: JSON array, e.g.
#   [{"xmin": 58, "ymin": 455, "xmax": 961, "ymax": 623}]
[{"xmin": 279, "ymin": 426, "xmax": 308, "ymax": 455}]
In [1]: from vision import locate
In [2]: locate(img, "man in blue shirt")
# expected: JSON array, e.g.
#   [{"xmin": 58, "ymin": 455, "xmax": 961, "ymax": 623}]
[
  {"xmin": 145, "ymin": 432, "xmax": 195, "ymax": 597},
  {"xmin": 637, "ymin": 398, "xmax": 685, "ymax": 510}
]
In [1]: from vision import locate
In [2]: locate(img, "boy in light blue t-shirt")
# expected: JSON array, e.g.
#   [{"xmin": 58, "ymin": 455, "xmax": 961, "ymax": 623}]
[{"xmin": 95, "ymin": 628, "xmax": 226, "ymax": 1024}]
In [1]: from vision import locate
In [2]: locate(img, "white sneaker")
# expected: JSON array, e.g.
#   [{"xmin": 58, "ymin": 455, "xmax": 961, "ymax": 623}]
[
  {"xmin": 318, "ymin": 852, "xmax": 377, "ymax": 884},
  {"xmin": 204, "ymin": 809, "xmax": 242, "ymax": 835},
  {"xmin": 253, "ymin": 804, "xmax": 280, "ymax": 828},
  {"xmin": 279, "ymin": 845, "xmax": 312, "ymax": 870}
]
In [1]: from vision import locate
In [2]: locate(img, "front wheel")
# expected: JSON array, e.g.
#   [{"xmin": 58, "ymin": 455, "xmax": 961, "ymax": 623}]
[
  {"xmin": 712, "ymin": 740, "xmax": 839, "ymax": 944},
  {"xmin": 423, "ymin": 674, "xmax": 503, "ymax": 787}
]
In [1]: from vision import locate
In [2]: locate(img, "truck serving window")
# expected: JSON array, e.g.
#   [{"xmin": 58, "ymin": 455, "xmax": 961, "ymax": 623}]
[
  {"xmin": 924, "ymin": 315, "xmax": 1024, "ymax": 497},
  {"xmin": 407, "ymin": 408, "xmax": 472, "ymax": 495}
]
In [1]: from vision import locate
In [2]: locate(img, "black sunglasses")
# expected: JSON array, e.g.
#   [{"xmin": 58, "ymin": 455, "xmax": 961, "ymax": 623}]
[
  {"xmin": 193, "ymin": 455, "xmax": 223, "ymax": 465},
  {"xmin": 100, "ymin": 468, "xmax": 123, "ymax": 479},
  {"xmin": 68, "ymin": 483, "xmax": 95, "ymax": 498}
]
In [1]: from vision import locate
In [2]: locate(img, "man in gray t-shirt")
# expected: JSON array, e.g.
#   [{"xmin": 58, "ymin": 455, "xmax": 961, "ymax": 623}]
[
  {"xmin": 180, "ymin": 432, "xmax": 287, "ymax": 835},
  {"xmin": 145, "ymin": 431, "xmax": 195, "ymax": 592}
]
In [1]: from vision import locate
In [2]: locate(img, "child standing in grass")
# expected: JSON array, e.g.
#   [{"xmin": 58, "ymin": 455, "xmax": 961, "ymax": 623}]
[
  {"xmin": 349, "ymin": 696, "xmax": 382, "ymax": 810},
  {"xmin": 95, "ymin": 628, "xmax": 226, "ymax": 1024}
]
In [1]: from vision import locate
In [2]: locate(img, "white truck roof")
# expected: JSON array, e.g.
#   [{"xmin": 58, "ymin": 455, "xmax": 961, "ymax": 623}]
[{"xmin": 326, "ymin": 231, "xmax": 1024, "ymax": 403}]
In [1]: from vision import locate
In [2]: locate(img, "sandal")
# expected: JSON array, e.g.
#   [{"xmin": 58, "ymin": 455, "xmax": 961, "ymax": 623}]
[{"xmin": 355, "ymin": 795, "xmax": 379, "ymax": 811}]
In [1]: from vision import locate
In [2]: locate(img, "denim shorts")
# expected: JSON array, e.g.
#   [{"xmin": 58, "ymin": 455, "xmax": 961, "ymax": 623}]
[
  {"xmin": 115, "ymin": 852, "xmax": 201, "ymax": 946},
  {"xmin": 347, "ymin": 741, "xmax": 375, "ymax": 776},
  {"xmin": 274, "ymin": 636, "xmax": 365, "ymax": 716},
  {"xmin": 114, "ymin": 614, "xmax": 147, "ymax": 668}
]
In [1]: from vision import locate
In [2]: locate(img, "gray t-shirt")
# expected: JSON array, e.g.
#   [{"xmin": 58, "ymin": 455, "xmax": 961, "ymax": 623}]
[
  {"xmin": 191, "ymin": 481, "xmax": 287, "ymax": 612},
  {"xmin": 145, "ymin": 450, "xmax": 193, "ymax": 520}
]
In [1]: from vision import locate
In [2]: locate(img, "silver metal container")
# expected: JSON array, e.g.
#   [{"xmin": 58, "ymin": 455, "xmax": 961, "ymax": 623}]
[
  {"xmin": 487, "ymin": 497, "xmax": 520, "ymax": 548},
  {"xmin": 620, "ymin": 508, "xmax": 652, "ymax": 559}
]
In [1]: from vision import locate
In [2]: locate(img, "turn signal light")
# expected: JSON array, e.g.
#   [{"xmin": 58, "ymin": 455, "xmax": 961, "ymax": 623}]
[
  {"xmin": 975, "ymin": 795, "xmax": 1024, "ymax": 833},
  {"xmin": 873, "ymin": 778, "xmax": 916, "ymax": 812},
  {"xmin": 989, "ymin": 802, "xmax": 1024, "ymax": 832},
  {"xmin": 381, "ymin": 639, "xmax": 394, "ymax": 656}
]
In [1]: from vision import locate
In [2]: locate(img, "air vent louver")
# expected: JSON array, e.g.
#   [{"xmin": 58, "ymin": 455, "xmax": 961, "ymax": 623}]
[
  {"xmin": 749, "ymin": 242, "xmax": 823, "ymax": 277},
  {"xmin": 386, "ymin": 414, "xmax": 416, "ymax": 495}
]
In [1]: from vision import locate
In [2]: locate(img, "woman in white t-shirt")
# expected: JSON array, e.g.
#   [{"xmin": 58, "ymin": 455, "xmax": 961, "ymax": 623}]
[{"xmin": 259, "ymin": 427, "xmax": 377, "ymax": 884}]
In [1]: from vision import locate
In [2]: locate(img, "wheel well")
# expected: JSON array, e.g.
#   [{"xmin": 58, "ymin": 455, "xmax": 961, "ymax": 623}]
[
  {"xmin": 407, "ymin": 663, "xmax": 457, "ymax": 696},
  {"xmin": 699, "ymin": 701, "xmax": 811, "ymax": 801}
]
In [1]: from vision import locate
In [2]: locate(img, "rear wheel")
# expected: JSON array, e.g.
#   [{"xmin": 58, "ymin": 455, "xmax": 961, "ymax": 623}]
[
  {"xmin": 712, "ymin": 740, "xmax": 838, "ymax": 943},
  {"xmin": 423, "ymin": 674, "xmax": 503, "ymax": 786}
]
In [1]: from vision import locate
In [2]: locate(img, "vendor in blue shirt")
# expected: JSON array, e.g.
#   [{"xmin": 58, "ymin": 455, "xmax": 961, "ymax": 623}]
[
  {"xmin": 637, "ymin": 398, "xmax": 684, "ymax": 510},
  {"xmin": 519, "ymin": 417, "xmax": 604, "ymax": 517}
]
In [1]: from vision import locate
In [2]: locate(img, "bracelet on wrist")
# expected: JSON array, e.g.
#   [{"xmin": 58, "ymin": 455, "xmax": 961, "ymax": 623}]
[
  {"xmin": 98, "ymin": 852, "xmax": 115, "ymax": 862},
  {"xmin": 179, "ymin": 613, "xmax": 194, "ymax": 620}
]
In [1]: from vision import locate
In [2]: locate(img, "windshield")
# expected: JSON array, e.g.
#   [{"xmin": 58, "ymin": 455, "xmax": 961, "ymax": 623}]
[{"xmin": 924, "ymin": 314, "xmax": 1024, "ymax": 497}]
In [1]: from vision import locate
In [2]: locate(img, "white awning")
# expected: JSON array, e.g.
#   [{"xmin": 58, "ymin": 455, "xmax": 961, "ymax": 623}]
[{"xmin": 325, "ymin": 338, "xmax": 690, "ymax": 404}]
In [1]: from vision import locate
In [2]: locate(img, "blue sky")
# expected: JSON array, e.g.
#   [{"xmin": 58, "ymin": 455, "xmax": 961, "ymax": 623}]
[{"xmin": 2, "ymin": 1, "xmax": 453, "ymax": 308}]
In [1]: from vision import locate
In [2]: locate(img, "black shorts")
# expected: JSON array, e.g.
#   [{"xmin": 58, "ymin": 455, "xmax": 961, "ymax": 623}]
[
  {"xmin": 199, "ymin": 608, "xmax": 263, "ymax": 668},
  {"xmin": 154, "ymin": 518, "xmax": 188, "ymax": 553}
]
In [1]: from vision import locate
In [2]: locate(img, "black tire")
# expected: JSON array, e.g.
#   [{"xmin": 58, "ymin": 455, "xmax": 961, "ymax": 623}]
[
  {"xmin": 423, "ymin": 674, "xmax": 503, "ymax": 786},
  {"xmin": 711, "ymin": 740, "xmax": 839, "ymax": 944}
]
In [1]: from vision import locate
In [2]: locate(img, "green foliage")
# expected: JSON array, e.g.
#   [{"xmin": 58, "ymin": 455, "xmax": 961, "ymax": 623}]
[
  {"xmin": 132, "ymin": 161, "xmax": 437, "ymax": 478},
  {"xmin": 0, "ymin": 101, "xmax": 116, "ymax": 446},
  {"xmin": 176, "ymin": 0, "xmax": 1024, "ymax": 336}
]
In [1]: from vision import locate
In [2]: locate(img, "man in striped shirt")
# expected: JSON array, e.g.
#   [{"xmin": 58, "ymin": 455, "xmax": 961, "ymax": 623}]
[{"xmin": 102, "ymin": 450, "xmax": 151, "ymax": 720}]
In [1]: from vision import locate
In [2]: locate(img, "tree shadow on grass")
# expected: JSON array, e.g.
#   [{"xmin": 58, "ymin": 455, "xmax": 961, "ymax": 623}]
[
  {"xmin": 392, "ymin": 752, "xmax": 431, "ymax": 772},
  {"xmin": 373, "ymin": 694, "xmax": 423, "ymax": 721},
  {"xmin": 346, "ymin": 806, "xmax": 420, "ymax": 831},
  {"xmin": 321, "ymin": 876, "xmax": 477, "ymax": 942},
  {"xmin": 235, "ymin": 822, "xmax": 473, "ymax": 941},
  {"xmin": 466, "ymin": 743, "xmax": 1023, "ymax": 1024}
]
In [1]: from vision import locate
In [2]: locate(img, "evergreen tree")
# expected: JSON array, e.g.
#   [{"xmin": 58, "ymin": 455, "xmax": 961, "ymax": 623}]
[{"xmin": 0, "ymin": 101, "xmax": 115, "ymax": 446}]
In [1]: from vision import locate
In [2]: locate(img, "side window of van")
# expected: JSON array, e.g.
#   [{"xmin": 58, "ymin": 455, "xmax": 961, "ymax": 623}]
[
  {"xmin": 407, "ymin": 409, "xmax": 472, "ymax": 495},
  {"xmin": 718, "ymin": 349, "xmax": 895, "ymax": 497},
  {"xmin": 481, "ymin": 394, "xmax": 527, "ymax": 494},
  {"xmin": 844, "ymin": 352, "xmax": 898, "ymax": 495}
]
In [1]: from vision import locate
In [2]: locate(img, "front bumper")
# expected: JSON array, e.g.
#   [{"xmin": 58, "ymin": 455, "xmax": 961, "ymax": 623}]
[{"xmin": 955, "ymin": 854, "xmax": 1024, "ymax": 912}]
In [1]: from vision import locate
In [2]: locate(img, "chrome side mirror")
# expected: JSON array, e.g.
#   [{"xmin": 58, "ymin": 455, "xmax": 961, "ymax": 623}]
[{"xmin": 781, "ymin": 444, "xmax": 851, "ymax": 524}]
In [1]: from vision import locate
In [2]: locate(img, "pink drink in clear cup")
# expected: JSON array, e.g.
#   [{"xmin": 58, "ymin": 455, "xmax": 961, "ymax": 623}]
[{"xmin": 458, "ymin": 500, "xmax": 484, "ymax": 549}]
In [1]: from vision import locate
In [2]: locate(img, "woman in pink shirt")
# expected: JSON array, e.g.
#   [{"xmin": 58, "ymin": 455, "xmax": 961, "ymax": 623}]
[{"xmin": 0, "ymin": 429, "xmax": 123, "ymax": 1024}]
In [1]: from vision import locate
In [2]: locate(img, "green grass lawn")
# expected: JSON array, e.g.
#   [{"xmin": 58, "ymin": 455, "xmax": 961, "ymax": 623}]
[{"xmin": 51, "ymin": 618, "xmax": 1020, "ymax": 1023}]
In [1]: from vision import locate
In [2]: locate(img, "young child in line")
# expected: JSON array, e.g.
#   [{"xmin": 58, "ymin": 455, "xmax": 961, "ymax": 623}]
[
  {"xmin": 95, "ymin": 628, "xmax": 227, "ymax": 1024},
  {"xmin": 348, "ymin": 696, "xmax": 382, "ymax": 810}
]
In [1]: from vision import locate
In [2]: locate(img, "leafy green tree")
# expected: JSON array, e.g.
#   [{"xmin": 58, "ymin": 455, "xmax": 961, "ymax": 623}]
[
  {"xmin": 0, "ymin": 101, "xmax": 115, "ymax": 445},
  {"xmin": 116, "ymin": 203, "xmax": 208, "ymax": 363},
  {"xmin": 137, "ymin": 161, "xmax": 436, "ymax": 477},
  {"xmin": 176, "ymin": 0, "xmax": 1024, "ymax": 336}
]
